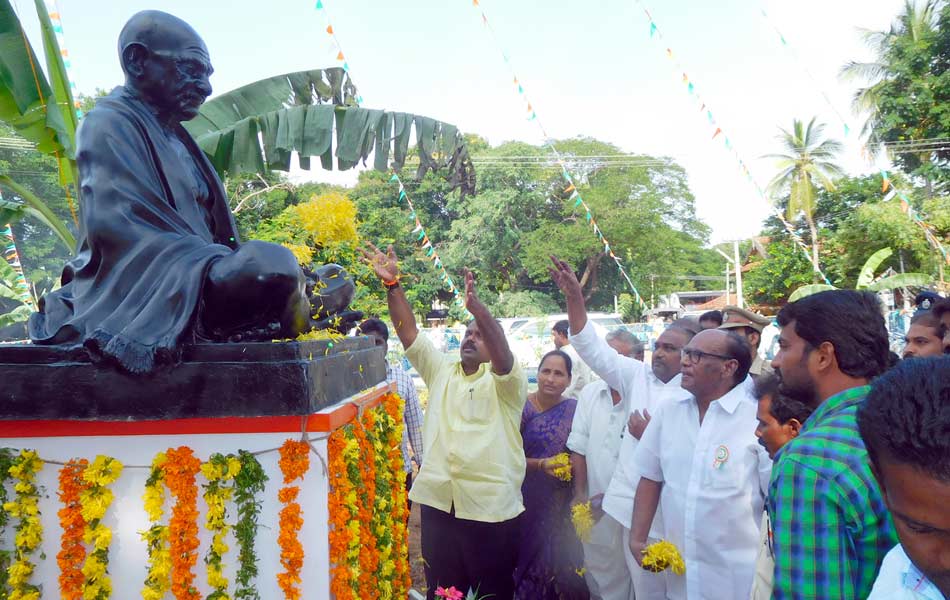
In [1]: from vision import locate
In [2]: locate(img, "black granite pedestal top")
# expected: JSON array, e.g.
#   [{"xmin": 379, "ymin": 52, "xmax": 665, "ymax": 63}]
[{"xmin": 0, "ymin": 338, "xmax": 386, "ymax": 421}]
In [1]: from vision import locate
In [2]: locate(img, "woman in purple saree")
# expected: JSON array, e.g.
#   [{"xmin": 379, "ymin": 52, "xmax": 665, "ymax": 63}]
[{"xmin": 515, "ymin": 350, "xmax": 590, "ymax": 599}]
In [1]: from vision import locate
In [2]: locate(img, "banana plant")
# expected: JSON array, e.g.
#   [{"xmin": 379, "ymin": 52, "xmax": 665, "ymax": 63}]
[
  {"xmin": 0, "ymin": 0, "xmax": 78, "ymax": 250},
  {"xmin": 0, "ymin": 257, "xmax": 32, "ymax": 328},
  {"xmin": 788, "ymin": 247, "xmax": 932, "ymax": 302}
]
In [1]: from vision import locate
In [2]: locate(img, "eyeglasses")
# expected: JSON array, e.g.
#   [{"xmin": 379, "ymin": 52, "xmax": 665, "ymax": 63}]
[{"xmin": 680, "ymin": 348, "xmax": 735, "ymax": 364}]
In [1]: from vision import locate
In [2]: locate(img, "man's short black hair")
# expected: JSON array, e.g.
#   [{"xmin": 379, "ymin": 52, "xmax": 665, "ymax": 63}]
[
  {"xmin": 553, "ymin": 319, "xmax": 570, "ymax": 337},
  {"xmin": 776, "ymin": 290, "xmax": 889, "ymax": 379},
  {"xmin": 858, "ymin": 356, "xmax": 950, "ymax": 482},
  {"xmin": 540, "ymin": 349, "xmax": 573, "ymax": 377},
  {"xmin": 699, "ymin": 310, "xmax": 723, "ymax": 326},
  {"xmin": 753, "ymin": 373, "xmax": 814, "ymax": 424},
  {"xmin": 669, "ymin": 317, "xmax": 701, "ymax": 340},
  {"xmin": 910, "ymin": 310, "xmax": 941, "ymax": 330},
  {"xmin": 357, "ymin": 318, "xmax": 389, "ymax": 342},
  {"xmin": 722, "ymin": 329, "xmax": 752, "ymax": 384},
  {"xmin": 933, "ymin": 297, "xmax": 950, "ymax": 324}
]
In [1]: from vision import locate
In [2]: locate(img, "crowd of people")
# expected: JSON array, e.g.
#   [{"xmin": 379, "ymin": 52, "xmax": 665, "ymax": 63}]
[{"xmin": 358, "ymin": 241, "xmax": 950, "ymax": 600}]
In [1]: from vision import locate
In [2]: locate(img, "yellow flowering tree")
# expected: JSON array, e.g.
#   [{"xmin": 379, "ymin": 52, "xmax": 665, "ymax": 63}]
[{"xmin": 252, "ymin": 191, "xmax": 359, "ymax": 268}]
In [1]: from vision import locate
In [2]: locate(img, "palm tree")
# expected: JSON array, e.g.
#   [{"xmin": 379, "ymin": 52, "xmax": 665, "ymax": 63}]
[
  {"xmin": 765, "ymin": 118, "xmax": 844, "ymax": 274},
  {"xmin": 840, "ymin": 0, "xmax": 941, "ymax": 143}
]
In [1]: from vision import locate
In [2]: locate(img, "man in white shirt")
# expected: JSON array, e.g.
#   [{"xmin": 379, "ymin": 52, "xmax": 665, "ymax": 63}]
[
  {"xmin": 630, "ymin": 329, "xmax": 771, "ymax": 600},
  {"xmin": 550, "ymin": 256, "xmax": 697, "ymax": 599},
  {"xmin": 567, "ymin": 330, "xmax": 640, "ymax": 600},
  {"xmin": 859, "ymin": 357, "xmax": 950, "ymax": 600},
  {"xmin": 553, "ymin": 319, "xmax": 593, "ymax": 399}
]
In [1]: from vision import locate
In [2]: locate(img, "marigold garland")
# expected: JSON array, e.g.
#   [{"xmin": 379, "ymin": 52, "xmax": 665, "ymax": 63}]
[
  {"xmin": 3, "ymin": 448, "xmax": 44, "ymax": 600},
  {"xmin": 0, "ymin": 447, "xmax": 17, "ymax": 593},
  {"xmin": 277, "ymin": 440, "xmax": 310, "ymax": 600},
  {"xmin": 571, "ymin": 501, "xmax": 595, "ymax": 543},
  {"xmin": 164, "ymin": 446, "xmax": 202, "ymax": 600},
  {"xmin": 201, "ymin": 453, "xmax": 241, "ymax": 599},
  {"xmin": 141, "ymin": 452, "xmax": 171, "ymax": 600},
  {"xmin": 641, "ymin": 539, "xmax": 686, "ymax": 575},
  {"xmin": 327, "ymin": 392, "xmax": 410, "ymax": 600},
  {"xmin": 57, "ymin": 459, "xmax": 90, "ymax": 600},
  {"xmin": 233, "ymin": 450, "xmax": 267, "ymax": 600},
  {"xmin": 79, "ymin": 455, "xmax": 123, "ymax": 600}
]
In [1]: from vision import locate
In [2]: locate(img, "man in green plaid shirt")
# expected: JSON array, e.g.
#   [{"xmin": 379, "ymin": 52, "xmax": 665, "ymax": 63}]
[{"xmin": 769, "ymin": 290, "xmax": 898, "ymax": 599}]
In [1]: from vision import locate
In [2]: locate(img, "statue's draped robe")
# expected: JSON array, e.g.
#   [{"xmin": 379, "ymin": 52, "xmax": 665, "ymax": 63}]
[{"xmin": 29, "ymin": 87, "xmax": 240, "ymax": 373}]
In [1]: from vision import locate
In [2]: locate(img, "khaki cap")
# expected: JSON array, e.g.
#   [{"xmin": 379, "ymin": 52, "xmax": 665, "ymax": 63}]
[{"xmin": 719, "ymin": 305, "xmax": 771, "ymax": 333}]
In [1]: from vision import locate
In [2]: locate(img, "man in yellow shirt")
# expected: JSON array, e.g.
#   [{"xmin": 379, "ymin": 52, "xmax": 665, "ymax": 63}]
[{"xmin": 361, "ymin": 243, "xmax": 528, "ymax": 600}]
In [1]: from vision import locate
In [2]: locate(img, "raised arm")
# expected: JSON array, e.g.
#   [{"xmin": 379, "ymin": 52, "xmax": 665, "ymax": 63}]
[
  {"xmin": 359, "ymin": 243, "xmax": 417, "ymax": 349},
  {"xmin": 550, "ymin": 256, "xmax": 644, "ymax": 393},
  {"xmin": 464, "ymin": 269, "xmax": 513, "ymax": 375}
]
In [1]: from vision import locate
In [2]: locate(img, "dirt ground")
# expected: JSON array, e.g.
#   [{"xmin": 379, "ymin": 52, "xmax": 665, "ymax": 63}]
[{"xmin": 409, "ymin": 501, "xmax": 426, "ymax": 595}]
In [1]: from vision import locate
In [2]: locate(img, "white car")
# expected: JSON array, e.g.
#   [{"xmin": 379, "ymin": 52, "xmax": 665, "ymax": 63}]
[{"xmin": 507, "ymin": 313, "xmax": 625, "ymax": 380}]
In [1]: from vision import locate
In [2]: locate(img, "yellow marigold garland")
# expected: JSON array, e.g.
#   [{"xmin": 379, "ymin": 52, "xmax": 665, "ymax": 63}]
[
  {"xmin": 277, "ymin": 440, "xmax": 310, "ymax": 600},
  {"xmin": 571, "ymin": 501, "xmax": 595, "ymax": 543},
  {"xmin": 549, "ymin": 452, "xmax": 572, "ymax": 482},
  {"xmin": 57, "ymin": 458, "xmax": 90, "ymax": 600},
  {"xmin": 141, "ymin": 452, "xmax": 171, "ymax": 600},
  {"xmin": 4, "ymin": 448, "xmax": 43, "ymax": 600},
  {"xmin": 641, "ymin": 540, "xmax": 686, "ymax": 575},
  {"xmin": 326, "ymin": 392, "xmax": 410, "ymax": 600},
  {"xmin": 79, "ymin": 455, "xmax": 123, "ymax": 600},
  {"xmin": 0, "ymin": 448, "xmax": 16, "ymax": 592},
  {"xmin": 201, "ymin": 453, "xmax": 241, "ymax": 599}
]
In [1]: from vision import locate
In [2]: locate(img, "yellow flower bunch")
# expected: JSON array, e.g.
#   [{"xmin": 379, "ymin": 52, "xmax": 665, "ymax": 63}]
[
  {"xmin": 201, "ymin": 453, "xmax": 241, "ymax": 600},
  {"xmin": 4, "ymin": 449, "xmax": 43, "ymax": 600},
  {"xmin": 141, "ymin": 452, "xmax": 171, "ymax": 600},
  {"xmin": 293, "ymin": 192, "xmax": 359, "ymax": 247},
  {"xmin": 571, "ymin": 502, "xmax": 595, "ymax": 543},
  {"xmin": 80, "ymin": 455, "xmax": 123, "ymax": 600},
  {"xmin": 641, "ymin": 540, "xmax": 686, "ymax": 575},
  {"xmin": 549, "ymin": 453, "xmax": 572, "ymax": 482}
]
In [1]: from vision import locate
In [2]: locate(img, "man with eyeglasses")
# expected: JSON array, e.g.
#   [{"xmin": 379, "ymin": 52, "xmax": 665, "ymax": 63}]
[
  {"xmin": 550, "ymin": 257, "xmax": 697, "ymax": 600},
  {"xmin": 629, "ymin": 329, "xmax": 771, "ymax": 600}
]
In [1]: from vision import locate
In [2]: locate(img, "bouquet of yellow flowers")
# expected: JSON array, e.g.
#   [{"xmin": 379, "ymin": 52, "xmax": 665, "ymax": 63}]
[
  {"xmin": 641, "ymin": 540, "xmax": 686, "ymax": 575},
  {"xmin": 571, "ymin": 501, "xmax": 595, "ymax": 543},
  {"xmin": 549, "ymin": 452, "xmax": 572, "ymax": 482}
]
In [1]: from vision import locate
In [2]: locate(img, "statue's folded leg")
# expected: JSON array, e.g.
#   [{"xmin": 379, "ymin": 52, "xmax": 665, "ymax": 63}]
[{"xmin": 200, "ymin": 240, "xmax": 311, "ymax": 341}]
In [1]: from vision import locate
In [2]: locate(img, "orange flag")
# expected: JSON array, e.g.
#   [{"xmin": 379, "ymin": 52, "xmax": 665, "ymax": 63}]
[
  {"xmin": 337, "ymin": 51, "xmax": 344, "ymax": 60},
  {"xmin": 327, "ymin": 25, "xmax": 333, "ymax": 34}
]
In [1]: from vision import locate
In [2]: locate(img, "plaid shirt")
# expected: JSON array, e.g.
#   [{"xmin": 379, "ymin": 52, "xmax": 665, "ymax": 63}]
[
  {"xmin": 388, "ymin": 363, "xmax": 424, "ymax": 473},
  {"xmin": 768, "ymin": 385, "xmax": 897, "ymax": 600}
]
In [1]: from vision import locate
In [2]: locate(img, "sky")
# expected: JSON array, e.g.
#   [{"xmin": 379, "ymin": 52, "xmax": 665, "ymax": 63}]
[{"xmin": 14, "ymin": 0, "xmax": 906, "ymax": 243}]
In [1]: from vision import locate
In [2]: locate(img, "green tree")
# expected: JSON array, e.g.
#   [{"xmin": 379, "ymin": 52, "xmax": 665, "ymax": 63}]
[
  {"xmin": 743, "ymin": 241, "xmax": 822, "ymax": 306},
  {"xmin": 765, "ymin": 118, "xmax": 844, "ymax": 274},
  {"xmin": 841, "ymin": 0, "xmax": 949, "ymax": 194}
]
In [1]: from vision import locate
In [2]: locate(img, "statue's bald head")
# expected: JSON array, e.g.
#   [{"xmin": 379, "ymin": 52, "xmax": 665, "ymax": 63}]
[
  {"xmin": 118, "ymin": 11, "xmax": 213, "ymax": 123},
  {"xmin": 118, "ymin": 11, "xmax": 206, "ymax": 63}
]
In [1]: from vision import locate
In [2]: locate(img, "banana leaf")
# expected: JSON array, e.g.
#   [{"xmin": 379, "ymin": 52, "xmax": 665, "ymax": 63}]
[
  {"xmin": 0, "ymin": 0, "xmax": 75, "ymax": 174},
  {"xmin": 865, "ymin": 273, "xmax": 932, "ymax": 292},
  {"xmin": 0, "ymin": 197, "xmax": 28, "ymax": 224},
  {"xmin": 183, "ymin": 68, "xmax": 476, "ymax": 196},
  {"xmin": 0, "ymin": 175, "xmax": 75, "ymax": 250},
  {"xmin": 788, "ymin": 284, "xmax": 837, "ymax": 302},
  {"xmin": 856, "ymin": 248, "xmax": 892, "ymax": 289},
  {"xmin": 0, "ymin": 304, "xmax": 30, "ymax": 328}
]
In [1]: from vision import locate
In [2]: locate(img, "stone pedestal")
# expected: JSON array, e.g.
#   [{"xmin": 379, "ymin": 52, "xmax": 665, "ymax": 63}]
[{"xmin": 0, "ymin": 338, "xmax": 387, "ymax": 598}]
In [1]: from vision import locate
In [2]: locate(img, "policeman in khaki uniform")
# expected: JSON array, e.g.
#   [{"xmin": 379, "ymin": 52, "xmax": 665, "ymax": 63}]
[{"xmin": 719, "ymin": 306, "xmax": 774, "ymax": 379}]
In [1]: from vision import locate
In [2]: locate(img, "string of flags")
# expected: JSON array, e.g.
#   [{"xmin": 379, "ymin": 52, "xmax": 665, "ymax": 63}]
[
  {"xmin": 470, "ymin": 0, "xmax": 647, "ymax": 309},
  {"xmin": 43, "ymin": 1, "xmax": 83, "ymax": 119},
  {"xmin": 880, "ymin": 171, "xmax": 950, "ymax": 266},
  {"xmin": 635, "ymin": 0, "xmax": 833, "ymax": 285},
  {"xmin": 759, "ymin": 7, "xmax": 851, "ymax": 139},
  {"xmin": 312, "ymin": 0, "xmax": 466, "ymax": 312},
  {"xmin": 1, "ymin": 222, "xmax": 35, "ymax": 309}
]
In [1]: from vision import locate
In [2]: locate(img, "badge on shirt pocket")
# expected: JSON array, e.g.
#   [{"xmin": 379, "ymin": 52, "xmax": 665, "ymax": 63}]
[{"xmin": 704, "ymin": 444, "xmax": 739, "ymax": 489}]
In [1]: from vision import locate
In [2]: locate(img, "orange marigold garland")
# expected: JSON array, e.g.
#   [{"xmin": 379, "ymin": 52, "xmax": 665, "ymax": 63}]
[
  {"xmin": 277, "ymin": 439, "xmax": 310, "ymax": 600},
  {"xmin": 164, "ymin": 446, "xmax": 202, "ymax": 600},
  {"xmin": 326, "ymin": 392, "xmax": 411, "ymax": 600},
  {"xmin": 57, "ymin": 459, "xmax": 90, "ymax": 600}
]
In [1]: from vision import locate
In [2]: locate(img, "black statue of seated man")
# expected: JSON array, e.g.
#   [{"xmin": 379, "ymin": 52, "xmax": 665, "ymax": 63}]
[{"xmin": 29, "ymin": 10, "xmax": 360, "ymax": 374}]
